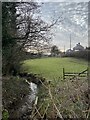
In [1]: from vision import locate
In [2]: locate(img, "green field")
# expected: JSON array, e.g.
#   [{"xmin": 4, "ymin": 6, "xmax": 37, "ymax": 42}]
[{"xmin": 22, "ymin": 57, "xmax": 88, "ymax": 80}]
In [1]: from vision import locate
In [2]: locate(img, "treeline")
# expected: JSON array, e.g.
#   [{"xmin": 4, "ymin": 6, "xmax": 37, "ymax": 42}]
[{"xmin": 64, "ymin": 49, "xmax": 90, "ymax": 61}]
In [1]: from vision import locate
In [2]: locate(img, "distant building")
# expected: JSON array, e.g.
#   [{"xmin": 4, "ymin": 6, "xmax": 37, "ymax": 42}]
[
  {"xmin": 65, "ymin": 43, "xmax": 84, "ymax": 55},
  {"xmin": 65, "ymin": 49, "xmax": 73, "ymax": 54},
  {"xmin": 73, "ymin": 43, "xmax": 84, "ymax": 51}
]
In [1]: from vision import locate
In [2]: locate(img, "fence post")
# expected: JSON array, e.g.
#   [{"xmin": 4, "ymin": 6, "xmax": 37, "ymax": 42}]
[
  {"xmin": 63, "ymin": 68, "xmax": 65, "ymax": 80},
  {"xmin": 87, "ymin": 67, "xmax": 89, "ymax": 80}
]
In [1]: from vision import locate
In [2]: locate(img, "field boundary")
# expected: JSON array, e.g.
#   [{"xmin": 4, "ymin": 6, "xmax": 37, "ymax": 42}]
[{"xmin": 63, "ymin": 68, "xmax": 88, "ymax": 80}]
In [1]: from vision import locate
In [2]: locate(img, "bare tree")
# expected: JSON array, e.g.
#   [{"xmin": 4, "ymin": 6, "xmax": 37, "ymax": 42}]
[{"xmin": 14, "ymin": 2, "xmax": 57, "ymax": 53}]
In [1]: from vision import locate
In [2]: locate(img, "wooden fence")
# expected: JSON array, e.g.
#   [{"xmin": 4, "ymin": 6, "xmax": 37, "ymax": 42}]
[{"xmin": 63, "ymin": 68, "xmax": 88, "ymax": 80}]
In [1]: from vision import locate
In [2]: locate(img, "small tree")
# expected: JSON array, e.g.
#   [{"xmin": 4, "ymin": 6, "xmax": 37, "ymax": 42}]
[{"xmin": 51, "ymin": 45, "xmax": 60, "ymax": 57}]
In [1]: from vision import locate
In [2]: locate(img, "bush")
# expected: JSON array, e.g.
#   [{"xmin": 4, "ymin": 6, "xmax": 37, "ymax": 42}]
[
  {"xmin": 2, "ymin": 76, "xmax": 30, "ymax": 110},
  {"xmin": 65, "ymin": 50, "xmax": 90, "ymax": 61},
  {"xmin": 2, "ymin": 109, "xmax": 9, "ymax": 120}
]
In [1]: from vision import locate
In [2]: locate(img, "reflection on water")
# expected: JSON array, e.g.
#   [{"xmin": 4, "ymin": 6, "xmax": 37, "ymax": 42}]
[
  {"xmin": 30, "ymin": 82, "xmax": 37, "ymax": 93},
  {"xmin": 27, "ymin": 82, "xmax": 38, "ymax": 106}
]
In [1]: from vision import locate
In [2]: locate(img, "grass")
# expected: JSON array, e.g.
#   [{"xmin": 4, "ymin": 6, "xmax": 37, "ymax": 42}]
[
  {"xmin": 37, "ymin": 78, "xmax": 89, "ymax": 118},
  {"xmin": 2, "ymin": 57, "xmax": 89, "ymax": 118},
  {"xmin": 21, "ymin": 57, "xmax": 89, "ymax": 118},
  {"xmin": 22, "ymin": 57, "xmax": 88, "ymax": 80}
]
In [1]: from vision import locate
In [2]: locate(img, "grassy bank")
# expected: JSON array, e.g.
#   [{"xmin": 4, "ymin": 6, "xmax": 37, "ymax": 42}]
[{"xmin": 37, "ymin": 78, "xmax": 89, "ymax": 118}]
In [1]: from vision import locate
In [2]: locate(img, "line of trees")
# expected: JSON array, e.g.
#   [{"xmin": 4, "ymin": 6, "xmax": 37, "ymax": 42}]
[{"xmin": 64, "ymin": 48, "xmax": 90, "ymax": 61}]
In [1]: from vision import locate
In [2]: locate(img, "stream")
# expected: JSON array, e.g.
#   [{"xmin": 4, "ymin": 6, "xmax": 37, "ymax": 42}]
[{"xmin": 9, "ymin": 81, "xmax": 38, "ymax": 119}]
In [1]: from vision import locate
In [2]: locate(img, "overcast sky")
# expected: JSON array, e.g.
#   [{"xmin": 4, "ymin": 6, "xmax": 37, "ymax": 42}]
[
  {"xmin": 2, "ymin": 0, "xmax": 89, "ymax": 51},
  {"xmin": 38, "ymin": 2, "xmax": 88, "ymax": 51},
  {"xmin": 35, "ymin": 0, "xmax": 89, "ymax": 2}
]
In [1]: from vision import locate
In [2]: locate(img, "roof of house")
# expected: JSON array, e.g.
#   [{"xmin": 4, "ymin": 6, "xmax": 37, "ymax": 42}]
[
  {"xmin": 73, "ymin": 43, "xmax": 84, "ymax": 51},
  {"xmin": 66, "ymin": 49, "xmax": 73, "ymax": 54}
]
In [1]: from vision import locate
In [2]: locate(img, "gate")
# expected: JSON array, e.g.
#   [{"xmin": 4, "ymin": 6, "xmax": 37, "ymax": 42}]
[{"xmin": 63, "ymin": 68, "xmax": 88, "ymax": 80}]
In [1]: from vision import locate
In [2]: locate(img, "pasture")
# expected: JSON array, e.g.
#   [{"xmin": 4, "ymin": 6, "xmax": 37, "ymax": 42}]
[{"xmin": 22, "ymin": 57, "xmax": 88, "ymax": 80}]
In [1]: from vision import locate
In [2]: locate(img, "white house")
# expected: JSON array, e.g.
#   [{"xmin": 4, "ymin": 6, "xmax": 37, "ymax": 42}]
[{"xmin": 73, "ymin": 43, "xmax": 84, "ymax": 51}]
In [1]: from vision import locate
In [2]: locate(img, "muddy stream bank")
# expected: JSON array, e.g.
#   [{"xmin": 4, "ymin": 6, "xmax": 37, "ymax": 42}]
[{"xmin": 9, "ymin": 81, "xmax": 38, "ymax": 119}]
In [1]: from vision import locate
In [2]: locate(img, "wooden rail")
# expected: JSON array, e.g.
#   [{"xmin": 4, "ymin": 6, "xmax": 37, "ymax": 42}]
[{"xmin": 63, "ymin": 68, "xmax": 88, "ymax": 80}]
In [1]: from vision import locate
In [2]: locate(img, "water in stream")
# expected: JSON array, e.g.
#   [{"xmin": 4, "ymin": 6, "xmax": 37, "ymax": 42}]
[{"xmin": 9, "ymin": 82, "xmax": 38, "ymax": 119}]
